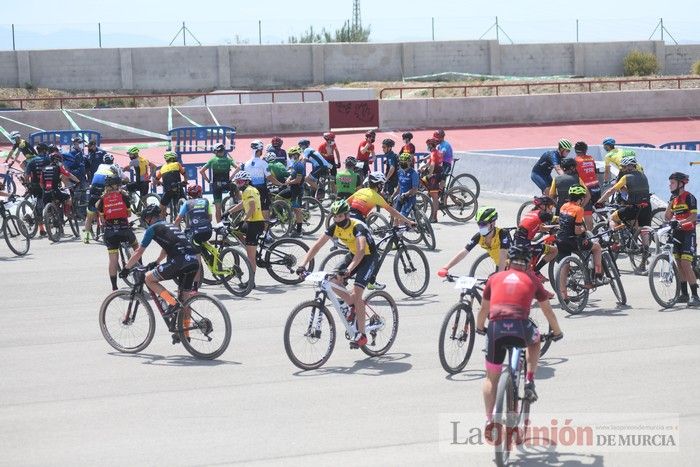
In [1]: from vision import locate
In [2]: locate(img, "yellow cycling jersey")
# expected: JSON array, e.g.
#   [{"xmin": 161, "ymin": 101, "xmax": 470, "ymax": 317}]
[
  {"xmin": 242, "ymin": 185, "xmax": 264, "ymax": 222},
  {"xmin": 604, "ymin": 149, "xmax": 644, "ymax": 172},
  {"xmin": 325, "ymin": 218, "xmax": 374, "ymax": 255},
  {"xmin": 465, "ymin": 227, "xmax": 511, "ymax": 264},
  {"xmin": 130, "ymin": 156, "xmax": 151, "ymax": 181},
  {"xmin": 347, "ymin": 187, "xmax": 388, "ymax": 217}
]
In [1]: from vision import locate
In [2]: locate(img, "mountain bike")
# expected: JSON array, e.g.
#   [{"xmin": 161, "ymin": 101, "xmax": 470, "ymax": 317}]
[
  {"xmin": 99, "ymin": 264, "xmax": 231, "ymax": 360},
  {"xmin": 197, "ymin": 221, "xmax": 254, "ymax": 297},
  {"xmin": 647, "ymin": 224, "xmax": 700, "ymax": 308},
  {"xmin": 319, "ymin": 225, "xmax": 430, "ymax": 297},
  {"xmin": 415, "ymin": 181, "xmax": 478, "ymax": 222},
  {"xmin": 445, "ymin": 159, "xmax": 480, "ymax": 198},
  {"xmin": 17, "ymin": 188, "xmax": 42, "ymax": 238},
  {"xmin": 0, "ymin": 198, "xmax": 30, "ymax": 256},
  {"xmin": 270, "ymin": 187, "xmax": 325, "ymax": 236},
  {"xmin": 0, "ymin": 162, "xmax": 24, "ymax": 196},
  {"xmin": 283, "ymin": 271, "xmax": 399, "ymax": 370},
  {"xmin": 42, "ymin": 189, "xmax": 80, "ymax": 242},
  {"xmin": 394, "ymin": 197, "xmax": 436, "ymax": 251}
]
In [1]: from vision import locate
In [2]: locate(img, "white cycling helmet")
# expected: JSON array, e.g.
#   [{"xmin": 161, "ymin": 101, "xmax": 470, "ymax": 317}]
[
  {"xmin": 620, "ymin": 156, "xmax": 637, "ymax": 167},
  {"xmin": 367, "ymin": 171, "xmax": 387, "ymax": 185},
  {"xmin": 9, "ymin": 131, "xmax": 21, "ymax": 139},
  {"xmin": 250, "ymin": 140, "xmax": 264, "ymax": 151},
  {"xmin": 234, "ymin": 170, "xmax": 252, "ymax": 182}
]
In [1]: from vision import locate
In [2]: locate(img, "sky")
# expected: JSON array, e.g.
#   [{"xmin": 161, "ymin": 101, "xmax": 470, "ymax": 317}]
[{"xmin": 1, "ymin": 0, "xmax": 698, "ymax": 50}]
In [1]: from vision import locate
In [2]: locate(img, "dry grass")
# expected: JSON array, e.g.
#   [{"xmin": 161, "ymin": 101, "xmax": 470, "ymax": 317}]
[{"xmin": 0, "ymin": 88, "xmax": 193, "ymax": 110}]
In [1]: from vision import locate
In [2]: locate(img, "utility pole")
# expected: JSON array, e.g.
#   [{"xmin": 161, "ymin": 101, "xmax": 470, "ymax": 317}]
[{"xmin": 352, "ymin": 0, "xmax": 361, "ymax": 31}]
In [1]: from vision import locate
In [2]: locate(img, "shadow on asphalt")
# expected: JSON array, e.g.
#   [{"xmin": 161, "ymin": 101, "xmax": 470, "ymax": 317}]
[
  {"xmin": 446, "ymin": 369, "xmax": 486, "ymax": 382},
  {"xmin": 397, "ymin": 294, "xmax": 440, "ymax": 306},
  {"xmin": 292, "ymin": 352, "xmax": 412, "ymax": 377},
  {"xmin": 511, "ymin": 442, "xmax": 606, "ymax": 466},
  {"xmin": 535, "ymin": 357, "xmax": 568, "ymax": 381},
  {"xmin": 108, "ymin": 351, "xmax": 241, "ymax": 367},
  {"xmin": 0, "ymin": 254, "xmax": 33, "ymax": 262}
]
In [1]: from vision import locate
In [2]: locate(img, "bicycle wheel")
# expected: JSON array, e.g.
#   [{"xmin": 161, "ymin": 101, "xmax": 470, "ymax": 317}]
[
  {"xmin": 651, "ymin": 207, "xmax": 666, "ymax": 229},
  {"xmin": 415, "ymin": 191, "xmax": 431, "ymax": 215},
  {"xmin": 401, "ymin": 209, "xmax": 423, "ymax": 246},
  {"xmin": 300, "ymin": 196, "xmax": 325, "ymax": 235},
  {"xmin": 602, "ymin": 250, "xmax": 626, "ymax": 305},
  {"xmin": 17, "ymin": 199, "xmax": 39, "ymax": 238},
  {"xmin": 118, "ymin": 243, "xmax": 137, "ymax": 287},
  {"xmin": 178, "ymin": 294, "xmax": 231, "ymax": 360},
  {"xmin": 393, "ymin": 244, "xmax": 430, "ymax": 297},
  {"xmin": 648, "ymin": 254, "xmax": 679, "ymax": 308},
  {"xmin": 416, "ymin": 208, "xmax": 436, "ymax": 250},
  {"xmin": 265, "ymin": 238, "xmax": 313, "ymax": 285},
  {"xmin": 269, "ymin": 199, "xmax": 293, "ymax": 239},
  {"xmin": 449, "ymin": 173, "xmax": 481, "ymax": 199},
  {"xmin": 217, "ymin": 247, "xmax": 254, "ymax": 297},
  {"xmin": 1, "ymin": 173, "xmax": 16, "ymax": 196},
  {"xmin": 592, "ymin": 221, "xmax": 619, "ymax": 262},
  {"xmin": 361, "ymin": 290, "xmax": 399, "ymax": 357},
  {"xmin": 3, "ymin": 214, "xmax": 30, "ymax": 256},
  {"xmin": 494, "ymin": 370, "xmax": 517, "ymax": 467},
  {"xmin": 527, "ymin": 313, "xmax": 552, "ymax": 357},
  {"xmin": 516, "ymin": 200, "xmax": 535, "ymax": 226},
  {"xmin": 43, "ymin": 203, "xmax": 63, "ymax": 242},
  {"xmin": 438, "ymin": 303, "xmax": 476, "ymax": 374},
  {"xmin": 554, "ymin": 255, "xmax": 589, "ymax": 314},
  {"xmin": 366, "ymin": 212, "xmax": 390, "ymax": 233},
  {"xmin": 468, "ymin": 252, "xmax": 497, "ymax": 279},
  {"xmin": 443, "ymin": 186, "xmax": 478, "ymax": 222},
  {"xmin": 200, "ymin": 259, "xmax": 221, "ymax": 286},
  {"xmin": 99, "ymin": 290, "xmax": 156, "ymax": 353},
  {"xmin": 67, "ymin": 211, "xmax": 80, "ymax": 238},
  {"xmin": 319, "ymin": 249, "xmax": 350, "ymax": 272},
  {"xmin": 284, "ymin": 300, "xmax": 336, "ymax": 370}
]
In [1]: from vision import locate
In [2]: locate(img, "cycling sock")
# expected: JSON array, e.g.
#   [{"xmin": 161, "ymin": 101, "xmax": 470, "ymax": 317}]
[
  {"xmin": 535, "ymin": 259, "xmax": 546, "ymax": 272},
  {"xmin": 110, "ymin": 275, "xmax": 118, "ymax": 291},
  {"xmin": 681, "ymin": 281, "xmax": 689, "ymax": 296},
  {"xmin": 691, "ymin": 284, "xmax": 699, "ymax": 297},
  {"xmin": 526, "ymin": 371, "xmax": 534, "ymax": 382},
  {"xmin": 296, "ymin": 223, "xmax": 302, "ymax": 233},
  {"xmin": 160, "ymin": 290, "xmax": 177, "ymax": 306}
]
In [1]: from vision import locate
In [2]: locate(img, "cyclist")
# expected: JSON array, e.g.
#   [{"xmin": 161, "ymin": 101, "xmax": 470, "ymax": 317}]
[
  {"xmin": 123, "ymin": 146, "xmax": 157, "ymax": 199},
  {"xmin": 174, "ymin": 184, "xmax": 213, "ymax": 245},
  {"xmin": 41, "ymin": 152, "xmax": 80, "ymax": 216},
  {"xmin": 266, "ymin": 151, "xmax": 289, "ymax": 185},
  {"xmin": 400, "ymin": 132, "xmax": 416, "ymax": 165},
  {"xmin": 438, "ymin": 207, "xmax": 511, "ymax": 276},
  {"xmin": 665, "ymin": 172, "xmax": 700, "ymax": 306},
  {"xmin": 84, "ymin": 153, "xmax": 125, "ymax": 243},
  {"xmin": 122, "ymin": 204, "xmax": 199, "ymax": 340},
  {"xmin": 96, "ymin": 175, "xmax": 138, "ymax": 291},
  {"xmin": 318, "ymin": 132, "xmax": 341, "ymax": 193},
  {"xmin": 64, "ymin": 136, "xmax": 88, "ymax": 187},
  {"xmin": 557, "ymin": 184, "xmax": 605, "ymax": 301},
  {"xmin": 602, "ymin": 138, "xmax": 643, "ymax": 184},
  {"xmin": 299, "ymin": 139, "xmax": 331, "ymax": 199},
  {"xmin": 548, "ymin": 157, "xmax": 587, "ymax": 214},
  {"xmin": 199, "ymin": 143, "xmax": 237, "ymax": 223},
  {"xmin": 223, "ymin": 171, "xmax": 265, "ymax": 284},
  {"xmin": 422, "ymin": 137, "xmax": 443, "ymax": 222},
  {"xmin": 242, "ymin": 140, "xmax": 282, "ymax": 226},
  {"xmin": 23, "ymin": 144, "xmax": 51, "ymax": 236},
  {"xmin": 155, "ymin": 151, "xmax": 187, "ymax": 219},
  {"xmin": 434, "ymin": 129, "xmax": 453, "ymax": 190},
  {"xmin": 381, "ymin": 138, "xmax": 399, "ymax": 199},
  {"xmin": 6, "ymin": 131, "xmax": 37, "ymax": 168},
  {"xmin": 336, "ymin": 156, "xmax": 361, "ymax": 200},
  {"xmin": 282, "ymin": 146, "xmax": 306, "ymax": 237},
  {"xmin": 268, "ymin": 136, "xmax": 287, "ymax": 164},
  {"xmin": 573, "ymin": 141, "xmax": 602, "ymax": 230},
  {"xmin": 86, "ymin": 139, "xmax": 107, "ymax": 181},
  {"xmin": 475, "ymin": 245, "xmax": 563, "ymax": 432},
  {"xmin": 597, "ymin": 155, "xmax": 652, "ymax": 269},
  {"xmin": 392, "ymin": 152, "xmax": 419, "ymax": 222},
  {"xmin": 296, "ymin": 199, "xmax": 378, "ymax": 349},
  {"xmin": 346, "ymin": 171, "xmax": 414, "ymax": 226},
  {"xmin": 531, "ymin": 139, "xmax": 572, "ymax": 194},
  {"xmin": 514, "ymin": 196, "xmax": 558, "ymax": 282},
  {"xmin": 356, "ymin": 130, "xmax": 376, "ymax": 179}
]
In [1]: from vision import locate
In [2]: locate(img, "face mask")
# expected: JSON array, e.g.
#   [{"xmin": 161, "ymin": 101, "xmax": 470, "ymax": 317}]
[
  {"xmin": 620, "ymin": 191, "xmax": 629, "ymax": 201},
  {"xmin": 399, "ymin": 162, "xmax": 409, "ymax": 169},
  {"xmin": 479, "ymin": 225, "xmax": 492, "ymax": 236}
]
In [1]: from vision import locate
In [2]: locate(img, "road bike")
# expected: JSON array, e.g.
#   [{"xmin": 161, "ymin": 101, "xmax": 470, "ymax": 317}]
[
  {"xmin": 99, "ymin": 264, "xmax": 231, "ymax": 360},
  {"xmin": 283, "ymin": 271, "xmax": 399, "ymax": 370}
]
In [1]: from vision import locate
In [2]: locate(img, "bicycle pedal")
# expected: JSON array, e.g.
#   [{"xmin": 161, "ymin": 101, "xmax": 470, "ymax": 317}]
[{"xmin": 171, "ymin": 333, "xmax": 181, "ymax": 345}]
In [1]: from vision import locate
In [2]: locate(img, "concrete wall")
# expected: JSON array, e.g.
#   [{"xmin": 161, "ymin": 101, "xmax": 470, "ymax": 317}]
[{"xmin": 3, "ymin": 40, "xmax": 700, "ymax": 91}]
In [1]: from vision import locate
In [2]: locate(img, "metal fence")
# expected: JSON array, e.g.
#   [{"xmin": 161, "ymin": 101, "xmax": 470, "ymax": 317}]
[{"xmin": 1, "ymin": 17, "xmax": 699, "ymax": 50}]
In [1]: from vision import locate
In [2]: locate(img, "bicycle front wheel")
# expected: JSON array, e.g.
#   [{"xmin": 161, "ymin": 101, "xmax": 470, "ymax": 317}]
[
  {"xmin": 554, "ymin": 255, "xmax": 589, "ymax": 314},
  {"xmin": 648, "ymin": 253, "xmax": 679, "ymax": 308},
  {"xmin": 284, "ymin": 300, "xmax": 336, "ymax": 370},
  {"xmin": 3, "ymin": 215, "xmax": 30, "ymax": 256},
  {"xmin": 269, "ymin": 199, "xmax": 293, "ymax": 239},
  {"xmin": 217, "ymin": 247, "xmax": 254, "ymax": 297},
  {"xmin": 416, "ymin": 208, "xmax": 436, "ymax": 251},
  {"xmin": 361, "ymin": 290, "xmax": 399, "ymax": 357},
  {"xmin": 443, "ymin": 186, "xmax": 478, "ymax": 222},
  {"xmin": 43, "ymin": 203, "xmax": 63, "ymax": 242},
  {"xmin": 17, "ymin": 199, "xmax": 39, "ymax": 238},
  {"xmin": 301, "ymin": 196, "xmax": 325, "ymax": 235},
  {"xmin": 178, "ymin": 294, "xmax": 232, "ymax": 360},
  {"xmin": 265, "ymin": 238, "xmax": 313, "ymax": 285},
  {"xmin": 468, "ymin": 252, "xmax": 497, "ymax": 279},
  {"xmin": 602, "ymin": 250, "xmax": 626, "ymax": 305},
  {"xmin": 99, "ymin": 290, "xmax": 156, "ymax": 353},
  {"xmin": 393, "ymin": 244, "xmax": 430, "ymax": 297},
  {"xmin": 319, "ymin": 249, "xmax": 350, "ymax": 272},
  {"xmin": 438, "ymin": 303, "xmax": 476, "ymax": 374},
  {"xmin": 449, "ymin": 173, "xmax": 481, "ymax": 199}
]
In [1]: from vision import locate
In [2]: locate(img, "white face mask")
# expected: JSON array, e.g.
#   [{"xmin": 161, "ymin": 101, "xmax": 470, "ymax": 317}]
[{"xmin": 479, "ymin": 225, "xmax": 492, "ymax": 236}]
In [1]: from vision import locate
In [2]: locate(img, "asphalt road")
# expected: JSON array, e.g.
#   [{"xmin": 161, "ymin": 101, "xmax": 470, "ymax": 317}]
[{"xmin": 1, "ymin": 196, "xmax": 698, "ymax": 466}]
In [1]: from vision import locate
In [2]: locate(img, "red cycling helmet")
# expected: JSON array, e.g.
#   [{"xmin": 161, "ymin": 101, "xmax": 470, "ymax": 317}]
[
  {"xmin": 271, "ymin": 136, "xmax": 283, "ymax": 147},
  {"xmin": 533, "ymin": 195, "xmax": 555, "ymax": 208},
  {"xmin": 365, "ymin": 130, "xmax": 376, "ymax": 139},
  {"xmin": 426, "ymin": 138, "xmax": 439, "ymax": 147},
  {"xmin": 323, "ymin": 132, "xmax": 335, "ymax": 141},
  {"xmin": 433, "ymin": 129, "xmax": 445, "ymax": 139},
  {"xmin": 187, "ymin": 185, "xmax": 203, "ymax": 198}
]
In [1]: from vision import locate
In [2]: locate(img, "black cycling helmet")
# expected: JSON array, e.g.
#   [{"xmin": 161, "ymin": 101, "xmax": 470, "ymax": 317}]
[
  {"xmin": 105, "ymin": 175, "xmax": 121, "ymax": 187},
  {"xmin": 669, "ymin": 172, "xmax": 689, "ymax": 184},
  {"xmin": 533, "ymin": 195, "xmax": 555, "ymax": 208},
  {"xmin": 508, "ymin": 244, "xmax": 532, "ymax": 263},
  {"xmin": 574, "ymin": 141, "xmax": 588, "ymax": 153},
  {"xmin": 382, "ymin": 138, "xmax": 395, "ymax": 148},
  {"xmin": 560, "ymin": 157, "xmax": 577, "ymax": 171},
  {"xmin": 36, "ymin": 142, "xmax": 49, "ymax": 151},
  {"xmin": 141, "ymin": 204, "xmax": 161, "ymax": 220},
  {"xmin": 401, "ymin": 132, "xmax": 413, "ymax": 140}
]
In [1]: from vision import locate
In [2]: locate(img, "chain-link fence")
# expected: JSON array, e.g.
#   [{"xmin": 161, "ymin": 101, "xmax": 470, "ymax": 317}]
[{"xmin": 1, "ymin": 17, "xmax": 698, "ymax": 50}]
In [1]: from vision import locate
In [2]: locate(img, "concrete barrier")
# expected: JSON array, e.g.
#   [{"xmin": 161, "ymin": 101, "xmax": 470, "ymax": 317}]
[{"xmin": 452, "ymin": 151, "xmax": 538, "ymax": 200}]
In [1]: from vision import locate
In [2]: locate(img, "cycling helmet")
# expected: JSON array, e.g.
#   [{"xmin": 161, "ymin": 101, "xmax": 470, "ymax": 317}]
[
  {"xmin": 433, "ymin": 129, "xmax": 445, "ymax": 139},
  {"xmin": 103, "ymin": 154, "xmax": 114, "ymax": 164},
  {"xmin": 251, "ymin": 140, "xmax": 264, "ymax": 151},
  {"xmin": 233, "ymin": 171, "xmax": 252, "ymax": 182},
  {"xmin": 141, "ymin": 204, "xmax": 161, "ymax": 220},
  {"xmin": 329, "ymin": 199, "xmax": 350, "ymax": 216},
  {"xmin": 214, "ymin": 143, "xmax": 225, "ymax": 152},
  {"xmin": 382, "ymin": 138, "xmax": 395, "ymax": 148},
  {"xmin": 9, "ymin": 130, "xmax": 20, "ymax": 139},
  {"xmin": 602, "ymin": 137, "xmax": 616, "ymax": 147},
  {"xmin": 345, "ymin": 156, "xmax": 357, "ymax": 167},
  {"xmin": 568, "ymin": 184, "xmax": 587, "ymax": 199},
  {"xmin": 323, "ymin": 132, "xmax": 335, "ymax": 141},
  {"xmin": 264, "ymin": 151, "xmax": 277, "ymax": 163},
  {"xmin": 560, "ymin": 157, "xmax": 577, "ymax": 171},
  {"xmin": 365, "ymin": 130, "xmax": 376, "ymax": 138},
  {"xmin": 669, "ymin": 172, "xmax": 689, "ymax": 184},
  {"xmin": 187, "ymin": 185, "xmax": 203, "ymax": 198},
  {"xmin": 508, "ymin": 244, "xmax": 532, "ymax": 263},
  {"xmin": 287, "ymin": 146, "xmax": 302, "ymax": 158},
  {"xmin": 105, "ymin": 175, "xmax": 121, "ymax": 187},
  {"xmin": 574, "ymin": 141, "xmax": 588, "ymax": 153},
  {"xmin": 398, "ymin": 152, "xmax": 412, "ymax": 164},
  {"xmin": 271, "ymin": 136, "xmax": 283, "ymax": 147},
  {"xmin": 620, "ymin": 156, "xmax": 637, "ymax": 167},
  {"xmin": 533, "ymin": 195, "xmax": 555, "ymax": 208},
  {"xmin": 367, "ymin": 171, "xmax": 387, "ymax": 185},
  {"xmin": 36, "ymin": 142, "xmax": 49, "ymax": 151},
  {"xmin": 402, "ymin": 132, "xmax": 413, "ymax": 140},
  {"xmin": 127, "ymin": 146, "xmax": 140, "ymax": 156},
  {"xmin": 164, "ymin": 151, "xmax": 178, "ymax": 162},
  {"xmin": 48, "ymin": 144, "xmax": 59, "ymax": 154},
  {"xmin": 71, "ymin": 136, "xmax": 83, "ymax": 143},
  {"xmin": 298, "ymin": 139, "xmax": 310, "ymax": 149},
  {"xmin": 558, "ymin": 139, "xmax": 573, "ymax": 150},
  {"xmin": 50, "ymin": 152, "xmax": 63, "ymax": 163},
  {"xmin": 426, "ymin": 138, "xmax": 439, "ymax": 147},
  {"xmin": 475, "ymin": 207, "xmax": 498, "ymax": 224}
]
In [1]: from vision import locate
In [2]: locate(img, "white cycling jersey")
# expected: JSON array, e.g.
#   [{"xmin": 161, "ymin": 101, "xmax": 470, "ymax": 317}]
[{"xmin": 241, "ymin": 157, "xmax": 270, "ymax": 186}]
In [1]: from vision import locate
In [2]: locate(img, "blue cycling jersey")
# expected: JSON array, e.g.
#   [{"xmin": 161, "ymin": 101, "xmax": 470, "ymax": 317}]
[
  {"xmin": 289, "ymin": 160, "xmax": 306, "ymax": 182},
  {"xmin": 304, "ymin": 148, "xmax": 332, "ymax": 169},
  {"xmin": 63, "ymin": 150, "xmax": 87, "ymax": 180},
  {"xmin": 383, "ymin": 151, "xmax": 398, "ymax": 179},
  {"xmin": 438, "ymin": 141, "xmax": 453, "ymax": 164},
  {"xmin": 533, "ymin": 150, "xmax": 564, "ymax": 174},
  {"xmin": 398, "ymin": 167, "xmax": 420, "ymax": 194}
]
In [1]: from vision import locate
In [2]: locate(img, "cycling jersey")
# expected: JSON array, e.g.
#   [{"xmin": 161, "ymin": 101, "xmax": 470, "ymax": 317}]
[
  {"xmin": 179, "ymin": 198, "xmax": 212, "ymax": 235},
  {"xmin": 204, "ymin": 155, "xmax": 235, "ymax": 182},
  {"xmin": 12, "ymin": 139, "xmax": 37, "ymax": 159},
  {"xmin": 87, "ymin": 149, "xmax": 107, "ymax": 178},
  {"xmin": 25, "ymin": 154, "xmax": 50, "ymax": 185},
  {"xmin": 532, "ymin": 150, "xmax": 565, "ymax": 175},
  {"xmin": 398, "ymin": 167, "xmax": 420, "ymax": 194},
  {"xmin": 437, "ymin": 140, "xmax": 453, "ymax": 164},
  {"xmin": 141, "ymin": 221, "xmax": 196, "ymax": 257},
  {"xmin": 550, "ymin": 173, "xmax": 583, "ymax": 211},
  {"xmin": 64, "ymin": 149, "xmax": 87, "ymax": 180},
  {"xmin": 268, "ymin": 147, "xmax": 287, "ymax": 164},
  {"xmin": 383, "ymin": 151, "xmax": 398, "ymax": 180},
  {"xmin": 268, "ymin": 161, "xmax": 289, "ymax": 183},
  {"xmin": 41, "ymin": 164, "xmax": 71, "ymax": 191},
  {"xmin": 465, "ymin": 227, "xmax": 511, "ymax": 264},
  {"xmin": 557, "ymin": 202, "xmax": 584, "ymax": 244},
  {"xmin": 612, "ymin": 170, "xmax": 650, "ymax": 205},
  {"xmin": 483, "ymin": 269, "xmax": 549, "ymax": 320},
  {"xmin": 304, "ymin": 149, "xmax": 332, "ymax": 170},
  {"xmin": 129, "ymin": 156, "xmax": 152, "ymax": 182},
  {"xmin": 325, "ymin": 218, "xmax": 375, "ymax": 255},
  {"xmin": 516, "ymin": 209, "xmax": 554, "ymax": 242},
  {"xmin": 91, "ymin": 163, "xmax": 118, "ymax": 186},
  {"xmin": 336, "ymin": 169, "xmax": 360, "ymax": 195},
  {"xmin": 347, "ymin": 187, "xmax": 388, "ymax": 217},
  {"xmin": 671, "ymin": 191, "xmax": 698, "ymax": 225},
  {"xmin": 356, "ymin": 141, "xmax": 374, "ymax": 162},
  {"xmin": 575, "ymin": 154, "xmax": 599, "ymax": 188},
  {"xmin": 241, "ymin": 157, "xmax": 270, "ymax": 186},
  {"xmin": 242, "ymin": 185, "xmax": 264, "ymax": 222},
  {"xmin": 318, "ymin": 141, "xmax": 337, "ymax": 164},
  {"xmin": 288, "ymin": 160, "xmax": 306, "ymax": 185},
  {"xmin": 100, "ymin": 190, "xmax": 130, "ymax": 224},
  {"xmin": 400, "ymin": 143, "xmax": 415, "ymax": 155},
  {"xmin": 605, "ymin": 148, "xmax": 644, "ymax": 173},
  {"xmin": 428, "ymin": 149, "xmax": 443, "ymax": 172},
  {"xmin": 157, "ymin": 161, "xmax": 185, "ymax": 189}
]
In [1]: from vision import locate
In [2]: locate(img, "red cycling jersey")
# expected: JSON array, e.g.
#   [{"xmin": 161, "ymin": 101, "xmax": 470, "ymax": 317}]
[
  {"xmin": 518, "ymin": 210, "xmax": 546, "ymax": 241},
  {"xmin": 483, "ymin": 269, "xmax": 550, "ymax": 320},
  {"xmin": 429, "ymin": 149, "xmax": 443, "ymax": 168},
  {"xmin": 575, "ymin": 154, "xmax": 599, "ymax": 188},
  {"xmin": 318, "ymin": 142, "xmax": 336, "ymax": 163},
  {"xmin": 357, "ymin": 141, "xmax": 374, "ymax": 162},
  {"xmin": 400, "ymin": 143, "xmax": 415, "ymax": 155}
]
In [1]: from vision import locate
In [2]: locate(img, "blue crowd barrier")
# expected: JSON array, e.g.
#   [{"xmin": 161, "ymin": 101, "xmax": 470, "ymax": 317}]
[
  {"xmin": 618, "ymin": 143, "xmax": 656, "ymax": 148},
  {"xmin": 28, "ymin": 130, "xmax": 101, "ymax": 147},
  {"xmin": 659, "ymin": 141, "xmax": 700, "ymax": 151}
]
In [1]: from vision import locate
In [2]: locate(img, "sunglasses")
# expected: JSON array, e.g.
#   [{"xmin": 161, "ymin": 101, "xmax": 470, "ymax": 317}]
[{"xmin": 477, "ymin": 221, "xmax": 492, "ymax": 227}]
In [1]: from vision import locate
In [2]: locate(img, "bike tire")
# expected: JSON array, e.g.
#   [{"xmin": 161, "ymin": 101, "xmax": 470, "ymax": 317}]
[
  {"xmin": 269, "ymin": 199, "xmax": 293, "ymax": 239},
  {"xmin": 449, "ymin": 173, "xmax": 481, "ymax": 199},
  {"xmin": 217, "ymin": 247, "xmax": 254, "ymax": 297},
  {"xmin": 438, "ymin": 303, "xmax": 476, "ymax": 374},
  {"xmin": 443, "ymin": 186, "xmax": 478, "ymax": 222},
  {"xmin": 468, "ymin": 251, "xmax": 497, "ymax": 279},
  {"xmin": 603, "ymin": 251, "xmax": 626, "ymax": 305},
  {"xmin": 67, "ymin": 212, "xmax": 80, "ymax": 238},
  {"xmin": 301, "ymin": 196, "xmax": 325, "ymax": 235},
  {"xmin": 319, "ymin": 249, "xmax": 350, "ymax": 272},
  {"xmin": 177, "ymin": 294, "xmax": 231, "ymax": 360},
  {"xmin": 200, "ymin": 260, "xmax": 221, "ymax": 286},
  {"xmin": 494, "ymin": 370, "xmax": 516, "ymax": 467},
  {"xmin": 283, "ymin": 300, "xmax": 336, "ymax": 370},
  {"xmin": 516, "ymin": 200, "xmax": 535, "ymax": 226},
  {"xmin": 393, "ymin": 244, "xmax": 430, "ymax": 297},
  {"xmin": 43, "ymin": 203, "xmax": 63, "ymax": 242},
  {"xmin": 401, "ymin": 209, "xmax": 424, "ymax": 246},
  {"xmin": 648, "ymin": 253, "xmax": 680, "ymax": 308},
  {"xmin": 17, "ymin": 199, "xmax": 39, "ymax": 238},
  {"xmin": 414, "ymin": 191, "xmax": 431, "ymax": 215},
  {"xmin": 265, "ymin": 237, "xmax": 313, "ymax": 285},
  {"xmin": 3, "ymin": 214, "xmax": 30, "ymax": 256},
  {"xmin": 360, "ymin": 290, "xmax": 399, "ymax": 357},
  {"xmin": 414, "ymin": 207, "xmax": 436, "ymax": 250},
  {"xmin": 366, "ymin": 211, "xmax": 390, "ymax": 233},
  {"xmin": 554, "ymin": 255, "xmax": 589, "ymax": 314},
  {"xmin": 99, "ymin": 290, "xmax": 156, "ymax": 353},
  {"xmin": 118, "ymin": 243, "xmax": 137, "ymax": 287}
]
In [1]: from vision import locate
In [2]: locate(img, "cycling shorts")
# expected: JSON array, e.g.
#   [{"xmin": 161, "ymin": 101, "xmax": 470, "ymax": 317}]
[
  {"xmin": 615, "ymin": 204, "xmax": 651, "ymax": 227},
  {"xmin": 104, "ymin": 228, "xmax": 137, "ymax": 253},
  {"xmin": 87, "ymin": 184, "xmax": 105, "ymax": 213},
  {"xmin": 308, "ymin": 166, "xmax": 329, "ymax": 182},
  {"xmin": 393, "ymin": 196, "xmax": 416, "ymax": 217},
  {"xmin": 243, "ymin": 220, "xmax": 265, "ymax": 246},
  {"xmin": 583, "ymin": 187, "xmax": 602, "ymax": 215},
  {"xmin": 211, "ymin": 180, "xmax": 233, "ymax": 203},
  {"xmin": 530, "ymin": 171, "xmax": 553, "ymax": 193},
  {"xmin": 486, "ymin": 319, "xmax": 539, "ymax": 366},
  {"xmin": 127, "ymin": 181, "xmax": 150, "ymax": 198},
  {"xmin": 160, "ymin": 187, "xmax": 185, "ymax": 208},
  {"xmin": 252, "ymin": 184, "xmax": 270, "ymax": 211},
  {"xmin": 441, "ymin": 161, "xmax": 452, "ymax": 181},
  {"xmin": 338, "ymin": 252, "xmax": 378, "ymax": 290},
  {"xmin": 42, "ymin": 189, "xmax": 70, "ymax": 206},
  {"xmin": 673, "ymin": 230, "xmax": 696, "ymax": 261},
  {"xmin": 425, "ymin": 174, "xmax": 441, "ymax": 193},
  {"xmin": 556, "ymin": 236, "xmax": 593, "ymax": 261},
  {"xmin": 152, "ymin": 254, "xmax": 199, "ymax": 291}
]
